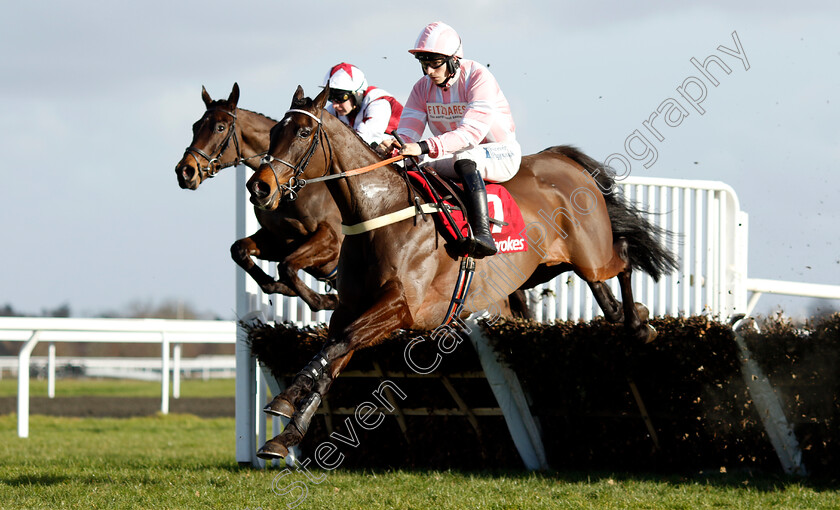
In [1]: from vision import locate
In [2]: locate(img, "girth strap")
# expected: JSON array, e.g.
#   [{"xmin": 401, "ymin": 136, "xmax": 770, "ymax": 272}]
[{"xmin": 341, "ymin": 203, "xmax": 445, "ymax": 235}]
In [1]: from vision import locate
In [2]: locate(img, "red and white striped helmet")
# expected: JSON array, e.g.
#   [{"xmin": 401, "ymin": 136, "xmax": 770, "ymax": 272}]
[
  {"xmin": 408, "ymin": 21, "xmax": 463, "ymax": 58},
  {"xmin": 323, "ymin": 63, "xmax": 368, "ymax": 105}
]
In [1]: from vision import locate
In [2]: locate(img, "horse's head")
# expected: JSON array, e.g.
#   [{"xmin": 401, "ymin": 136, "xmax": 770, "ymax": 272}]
[
  {"xmin": 175, "ymin": 83, "xmax": 242, "ymax": 190},
  {"xmin": 247, "ymin": 85, "xmax": 330, "ymax": 210}
]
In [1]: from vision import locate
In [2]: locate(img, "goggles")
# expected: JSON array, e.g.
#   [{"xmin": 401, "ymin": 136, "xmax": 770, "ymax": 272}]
[
  {"xmin": 329, "ymin": 90, "xmax": 353, "ymax": 103},
  {"xmin": 415, "ymin": 54, "xmax": 447, "ymax": 70}
]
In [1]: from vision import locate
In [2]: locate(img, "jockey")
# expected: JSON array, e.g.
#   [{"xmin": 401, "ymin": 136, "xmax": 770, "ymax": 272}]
[
  {"xmin": 323, "ymin": 62, "xmax": 403, "ymax": 146},
  {"xmin": 378, "ymin": 21, "xmax": 521, "ymax": 258}
]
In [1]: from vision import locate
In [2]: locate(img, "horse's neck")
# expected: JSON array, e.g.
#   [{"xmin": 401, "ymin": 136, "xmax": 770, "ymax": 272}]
[
  {"xmin": 237, "ymin": 109, "xmax": 275, "ymax": 170},
  {"xmin": 330, "ymin": 143, "xmax": 409, "ymax": 225}
]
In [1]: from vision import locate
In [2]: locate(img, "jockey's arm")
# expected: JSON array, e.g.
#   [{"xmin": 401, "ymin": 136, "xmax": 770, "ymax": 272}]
[{"xmin": 355, "ymin": 98, "xmax": 394, "ymax": 145}]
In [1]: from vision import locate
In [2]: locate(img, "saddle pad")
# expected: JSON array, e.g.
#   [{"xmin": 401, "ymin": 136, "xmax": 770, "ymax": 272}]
[{"xmin": 407, "ymin": 171, "xmax": 528, "ymax": 254}]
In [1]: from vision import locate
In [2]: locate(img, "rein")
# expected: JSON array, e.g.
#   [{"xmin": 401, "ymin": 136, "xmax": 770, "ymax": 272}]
[
  {"xmin": 183, "ymin": 107, "xmax": 264, "ymax": 179},
  {"xmin": 304, "ymin": 155, "xmax": 405, "ymax": 184},
  {"xmin": 261, "ymin": 108, "xmax": 404, "ymax": 201}
]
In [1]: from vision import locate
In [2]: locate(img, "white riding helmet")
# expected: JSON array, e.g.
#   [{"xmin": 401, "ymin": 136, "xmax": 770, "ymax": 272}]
[
  {"xmin": 323, "ymin": 63, "xmax": 368, "ymax": 105},
  {"xmin": 408, "ymin": 21, "xmax": 463, "ymax": 58}
]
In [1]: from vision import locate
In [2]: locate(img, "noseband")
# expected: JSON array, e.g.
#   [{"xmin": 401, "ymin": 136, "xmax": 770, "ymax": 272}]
[
  {"xmin": 260, "ymin": 108, "xmax": 332, "ymax": 202},
  {"xmin": 183, "ymin": 108, "xmax": 243, "ymax": 180}
]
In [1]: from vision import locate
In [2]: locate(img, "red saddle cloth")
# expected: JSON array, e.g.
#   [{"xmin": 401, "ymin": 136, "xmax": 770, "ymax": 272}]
[{"xmin": 406, "ymin": 171, "xmax": 528, "ymax": 254}]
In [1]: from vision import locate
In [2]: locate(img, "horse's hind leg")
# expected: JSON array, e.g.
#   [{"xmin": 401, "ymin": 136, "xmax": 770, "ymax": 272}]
[
  {"xmin": 587, "ymin": 281, "xmax": 624, "ymax": 323},
  {"xmin": 614, "ymin": 237, "xmax": 657, "ymax": 343},
  {"xmin": 507, "ymin": 289, "xmax": 531, "ymax": 319}
]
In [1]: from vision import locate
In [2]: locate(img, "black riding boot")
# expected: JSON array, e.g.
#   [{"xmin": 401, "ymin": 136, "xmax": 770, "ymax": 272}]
[{"xmin": 455, "ymin": 159, "xmax": 497, "ymax": 258}]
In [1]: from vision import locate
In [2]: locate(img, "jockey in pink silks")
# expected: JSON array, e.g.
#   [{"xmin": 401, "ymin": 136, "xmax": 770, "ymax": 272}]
[
  {"xmin": 324, "ymin": 62, "xmax": 403, "ymax": 146},
  {"xmin": 379, "ymin": 21, "xmax": 521, "ymax": 258}
]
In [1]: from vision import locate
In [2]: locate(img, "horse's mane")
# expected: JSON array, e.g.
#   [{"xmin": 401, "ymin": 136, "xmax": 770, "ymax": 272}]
[
  {"xmin": 293, "ymin": 95, "xmax": 389, "ymax": 160},
  {"xmin": 240, "ymin": 107, "xmax": 278, "ymax": 123},
  {"xmin": 208, "ymin": 99, "xmax": 278, "ymax": 123}
]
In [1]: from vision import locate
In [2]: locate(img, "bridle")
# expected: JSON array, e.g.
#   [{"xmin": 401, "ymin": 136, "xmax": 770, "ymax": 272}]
[
  {"xmin": 260, "ymin": 108, "xmax": 333, "ymax": 202},
  {"xmin": 183, "ymin": 107, "xmax": 261, "ymax": 180}
]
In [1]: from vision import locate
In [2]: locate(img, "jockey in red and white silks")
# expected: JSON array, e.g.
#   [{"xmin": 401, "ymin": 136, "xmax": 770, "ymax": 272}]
[{"xmin": 324, "ymin": 63, "xmax": 403, "ymax": 146}]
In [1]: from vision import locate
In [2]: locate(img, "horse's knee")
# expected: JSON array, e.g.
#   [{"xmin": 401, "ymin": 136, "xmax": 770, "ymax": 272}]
[{"xmin": 230, "ymin": 238, "xmax": 255, "ymax": 263}]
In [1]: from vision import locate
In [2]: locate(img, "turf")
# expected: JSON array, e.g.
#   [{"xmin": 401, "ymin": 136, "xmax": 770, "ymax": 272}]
[
  {"xmin": 0, "ymin": 377, "xmax": 235, "ymax": 398},
  {"xmin": 1, "ymin": 414, "xmax": 839, "ymax": 509}
]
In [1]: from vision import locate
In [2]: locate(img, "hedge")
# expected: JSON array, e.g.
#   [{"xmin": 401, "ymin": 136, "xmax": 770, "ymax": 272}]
[{"xmin": 245, "ymin": 313, "xmax": 840, "ymax": 474}]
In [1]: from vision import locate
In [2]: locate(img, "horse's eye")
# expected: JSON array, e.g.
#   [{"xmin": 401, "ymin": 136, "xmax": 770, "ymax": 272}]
[
  {"xmin": 299, "ymin": 128, "xmax": 311, "ymax": 138},
  {"xmin": 216, "ymin": 123, "xmax": 226, "ymax": 133}
]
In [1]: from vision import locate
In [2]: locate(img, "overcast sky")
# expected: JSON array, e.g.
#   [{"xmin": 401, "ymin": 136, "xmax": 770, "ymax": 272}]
[{"xmin": 1, "ymin": 1, "xmax": 837, "ymax": 319}]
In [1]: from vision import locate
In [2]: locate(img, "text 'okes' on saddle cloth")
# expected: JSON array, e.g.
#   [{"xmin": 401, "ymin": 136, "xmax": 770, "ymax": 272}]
[{"xmin": 406, "ymin": 171, "xmax": 528, "ymax": 254}]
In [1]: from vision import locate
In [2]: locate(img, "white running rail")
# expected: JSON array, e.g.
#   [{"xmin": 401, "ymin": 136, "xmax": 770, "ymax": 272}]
[{"xmin": 0, "ymin": 316, "xmax": 235, "ymax": 438}]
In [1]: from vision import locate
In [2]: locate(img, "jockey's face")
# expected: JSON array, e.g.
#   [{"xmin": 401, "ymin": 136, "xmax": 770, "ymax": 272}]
[
  {"xmin": 329, "ymin": 89, "xmax": 356, "ymax": 117},
  {"xmin": 419, "ymin": 56, "xmax": 451, "ymax": 86},
  {"xmin": 331, "ymin": 97, "xmax": 354, "ymax": 116},
  {"xmin": 426, "ymin": 64, "xmax": 450, "ymax": 86}
]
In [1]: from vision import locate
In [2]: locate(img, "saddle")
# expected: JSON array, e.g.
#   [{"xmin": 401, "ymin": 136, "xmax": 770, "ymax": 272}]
[{"xmin": 405, "ymin": 170, "xmax": 528, "ymax": 254}]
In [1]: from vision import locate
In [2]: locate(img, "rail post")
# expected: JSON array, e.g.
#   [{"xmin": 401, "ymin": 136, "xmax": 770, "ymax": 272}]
[{"xmin": 17, "ymin": 331, "xmax": 41, "ymax": 438}]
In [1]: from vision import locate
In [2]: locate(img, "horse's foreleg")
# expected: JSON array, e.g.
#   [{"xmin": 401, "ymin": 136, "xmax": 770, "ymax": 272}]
[
  {"xmin": 615, "ymin": 238, "xmax": 657, "ymax": 343},
  {"xmin": 588, "ymin": 281, "xmax": 624, "ymax": 323},
  {"xmin": 258, "ymin": 281, "xmax": 413, "ymax": 460},
  {"xmin": 230, "ymin": 229, "xmax": 296, "ymax": 296},
  {"xmin": 256, "ymin": 351, "xmax": 356, "ymax": 461},
  {"xmin": 263, "ymin": 280, "xmax": 412, "ymax": 417},
  {"xmin": 279, "ymin": 223, "xmax": 340, "ymax": 311}
]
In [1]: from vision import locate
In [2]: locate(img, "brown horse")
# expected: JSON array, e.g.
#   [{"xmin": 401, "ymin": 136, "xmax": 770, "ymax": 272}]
[
  {"xmin": 174, "ymin": 83, "xmax": 342, "ymax": 310},
  {"xmin": 246, "ymin": 85, "xmax": 677, "ymax": 460}
]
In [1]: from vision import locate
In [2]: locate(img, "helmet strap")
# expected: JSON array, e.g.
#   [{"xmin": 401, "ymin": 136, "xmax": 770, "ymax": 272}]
[{"xmin": 436, "ymin": 58, "xmax": 459, "ymax": 88}]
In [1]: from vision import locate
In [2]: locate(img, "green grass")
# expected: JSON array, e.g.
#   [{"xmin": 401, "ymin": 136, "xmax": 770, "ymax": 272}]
[
  {"xmin": 0, "ymin": 377, "xmax": 235, "ymax": 398},
  {"xmin": 1, "ymin": 414, "xmax": 839, "ymax": 509}
]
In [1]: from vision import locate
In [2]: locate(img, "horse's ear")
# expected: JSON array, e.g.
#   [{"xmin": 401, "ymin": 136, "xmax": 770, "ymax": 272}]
[
  {"xmin": 201, "ymin": 86, "xmax": 212, "ymax": 107},
  {"xmin": 228, "ymin": 83, "xmax": 240, "ymax": 107},
  {"xmin": 314, "ymin": 83, "xmax": 329, "ymax": 111},
  {"xmin": 291, "ymin": 85, "xmax": 305, "ymax": 107}
]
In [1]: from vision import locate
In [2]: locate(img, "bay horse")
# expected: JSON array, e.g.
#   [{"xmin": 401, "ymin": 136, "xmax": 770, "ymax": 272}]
[
  {"xmin": 174, "ymin": 83, "xmax": 342, "ymax": 310},
  {"xmin": 246, "ymin": 85, "xmax": 677, "ymax": 460}
]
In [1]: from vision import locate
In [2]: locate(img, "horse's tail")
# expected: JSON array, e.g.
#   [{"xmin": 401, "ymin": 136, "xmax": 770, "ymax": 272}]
[{"xmin": 540, "ymin": 145, "xmax": 680, "ymax": 281}]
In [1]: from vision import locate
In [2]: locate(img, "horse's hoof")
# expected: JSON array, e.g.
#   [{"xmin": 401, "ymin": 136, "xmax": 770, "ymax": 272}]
[
  {"xmin": 634, "ymin": 302, "xmax": 650, "ymax": 323},
  {"xmin": 257, "ymin": 438, "xmax": 289, "ymax": 460},
  {"xmin": 263, "ymin": 395, "xmax": 295, "ymax": 418},
  {"xmin": 643, "ymin": 324, "xmax": 658, "ymax": 344}
]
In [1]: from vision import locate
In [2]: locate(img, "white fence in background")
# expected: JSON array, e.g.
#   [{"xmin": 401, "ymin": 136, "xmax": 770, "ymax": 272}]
[
  {"xmin": 234, "ymin": 168, "xmax": 840, "ymax": 469},
  {"xmin": 233, "ymin": 175, "xmax": 752, "ymax": 326},
  {"xmin": 0, "ymin": 317, "xmax": 236, "ymax": 438},
  {"xmin": 0, "ymin": 355, "xmax": 235, "ymax": 381},
  {"xmin": 529, "ymin": 176, "xmax": 749, "ymax": 321}
]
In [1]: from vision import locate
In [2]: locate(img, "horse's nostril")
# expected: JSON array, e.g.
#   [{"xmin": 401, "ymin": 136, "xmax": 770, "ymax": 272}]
[
  {"xmin": 251, "ymin": 180, "xmax": 270, "ymax": 199},
  {"xmin": 180, "ymin": 165, "xmax": 196, "ymax": 181}
]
